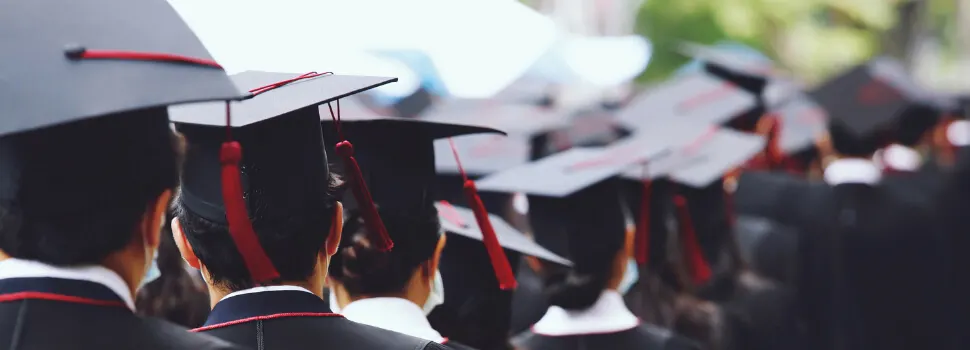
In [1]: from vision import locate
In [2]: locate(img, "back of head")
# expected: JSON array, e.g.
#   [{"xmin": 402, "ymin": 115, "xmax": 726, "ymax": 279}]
[
  {"xmin": 0, "ymin": 108, "xmax": 179, "ymax": 265},
  {"xmin": 531, "ymin": 179, "xmax": 627, "ymax": 311},
  {"xmin": 328, "ymin": 205, "xmax": 441, "ymax": 296},
  {"xmin": 894, "ymin": 103, "xmax": 941, "ymax": 147},
  {"xmin": 175, "ymin": 110, "xmax": 338, "ymax": 291},
  {"xmin": 828, "ymin": 119, "xmax": 882, "ymax": 158}
]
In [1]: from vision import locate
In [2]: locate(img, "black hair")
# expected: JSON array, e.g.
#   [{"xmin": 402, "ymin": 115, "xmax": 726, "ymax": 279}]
[
  {"xmin": 174, "ymin": 173, "xmax": 340, "ymax": 292},
  {"xmin": 136, "ymin": 211, "xmax": 210, "ymax": 328},
  {"xmin": 328, "ymin": 205, "xmax": 441, "ymax": 296},
  {"xmin": 534, "ymin": 180, "xmax": 628, "ymax": 311},
  {"xmin": 828, "ymin": 119, "xmax": 882, "ymax": 158},
  {"xmin": 893, "ymin": 103, "xmax": 941, "ymax": 147},
  {"xmin": 0, "ymin": 108, "xmax": 180, "ymax": 265}
]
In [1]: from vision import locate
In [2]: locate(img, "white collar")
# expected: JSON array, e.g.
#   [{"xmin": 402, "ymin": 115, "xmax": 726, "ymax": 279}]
[
  {"xmin": 340, "ymin": 297, "xmax": 445, "ymax": 343},
  {"xmin": 0, "ymin": 258, "xmax": 135, "ymax": 310},
  {"xmin": 948, "ymin": 120, "xmax": 970, "ymax": 147},
  {"xmin": 221, "ymin": 285, "xmax": 316, "ymax": 301},
  {"xmin": 824, "ymin": 158, "xmax": 882, "ymax": 186},
  {"xmin": 532, "ymin": 290, "xmax": 639, "ymax": 336},
  {"xmin": 879, "ymin": 144, "xmax": 922, "ymax": 171}
]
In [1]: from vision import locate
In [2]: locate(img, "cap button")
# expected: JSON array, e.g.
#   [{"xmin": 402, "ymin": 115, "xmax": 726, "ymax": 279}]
[{"xmin": 64, "ymin": 45, "xmax": 86, "ymax": 59}]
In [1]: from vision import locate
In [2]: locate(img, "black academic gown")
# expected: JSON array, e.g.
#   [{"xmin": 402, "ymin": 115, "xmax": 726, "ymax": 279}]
[
  {"xmin": 750, "ymin": 164, "xmax": 950, "ymax": 350},
  {"xmin": 509, "ymin": 263, "xmax": 548, "ymax": 336},
  {"xmin": 513, "ymin": 325, "xmax": 700, "ymax": 350},
  {"xmin": 937, "ymin": 146, "xmax": 970, "ymax": 349},
  {"xmin": 196, "ymin": 289, "xmax": 448, "ymax": 350},
  {"xmin": 0, "ymin": 277, "xmax": 239, "ymax": 350}
]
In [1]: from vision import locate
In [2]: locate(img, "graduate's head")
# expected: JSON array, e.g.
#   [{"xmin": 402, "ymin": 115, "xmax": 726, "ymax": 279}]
[
  {"xmin": 0, "ymin": 0, "xmax": 242, "ymax": 293},
  {"xmin": 529, "ymin": 179, "xmax": 631, "ymax": 311},
  {"xmin": 171, "ymin": 106, "xmax": 342, "ymax": 293},
  {"xmin": 827, "ymin": 118, "xmax": 882, "ymax": 158},
  {"xmin": 169, "ymin": 72, "xmax": 397, "ymax": 295},
  {"xmin": 323, "ymin": 118, "xmax": 501, "ymax": 310},
  {"xmin": 893, "ymin": 103, "xmax": 941, "ymax": 148},
  {"xmin": 0, "ymin": 109, "xmax": 179, "ymax": 271}
]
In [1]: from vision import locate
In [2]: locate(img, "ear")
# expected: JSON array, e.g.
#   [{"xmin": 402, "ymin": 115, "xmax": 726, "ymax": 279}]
[
  {"xmin": 325, "ymin": 202, "xmax": 344, "ymax": 257},
  {"xmin": 624, "ymin": 225, "xmax": 636, "ymax": 259},
  {"xmin": 142, "ymin": 189, "xmax": 172, "ymax": 250},
  {"xmin": 426, "ymin": 233, "xmax": 447, "ymax": 279},
  {"xmin": 171, "ymin": 217, "xmax": 201, "ymax": 269}
]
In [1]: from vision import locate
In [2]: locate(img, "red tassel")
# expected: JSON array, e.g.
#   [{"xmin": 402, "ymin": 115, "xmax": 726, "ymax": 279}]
[
  {"xmin": 335, "ymin": 141, "xmax": 394, "ymax": 252},
  {"xmin": 448, "ymin": 138, "xmax": 517, "ymax": 290},
  {"xmin": 64, "ymin": 47, "xmax": 223, "ymax": 69},
  {"xmin": 463, "ymin": 180, "xmax": 518, "ymax": 290},
  {"xmin": 673, "ymin": 195, "xmax": 711, "ymax": 285},
  {"xmin": 326, "ymin": 101, "xmax": 393, "ymax": 252},
  {"xmin": 765, "ymin": 116, "xmax": 784, "ymax": 169},
  {"xmin": 634, "ymin": 179, "xmax": 651, "ymax": 266},
  {"xmin": 219, "ymin": 141, "xmax": 280, "ymax": 283}
]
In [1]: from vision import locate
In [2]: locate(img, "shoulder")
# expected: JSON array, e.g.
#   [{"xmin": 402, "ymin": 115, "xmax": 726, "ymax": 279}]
[
  {"xmin": 437, "ymin": 340, "xmax": 479, "ymax": 350},
  {"xmin": 140, "ymin": 317, "xmax": 244, "ymax": 350},
  {"xmin": 662, "ymin": 333, "xmax": 705, "ymax": 350}
]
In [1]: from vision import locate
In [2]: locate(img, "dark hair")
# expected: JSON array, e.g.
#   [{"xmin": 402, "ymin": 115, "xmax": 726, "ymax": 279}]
[
  {"xmin": 828, "ymin": 119, "xmax": 882, "ymax": 157},
  {"xmin": 0, "ymin": 108, "xmax": 180, "ymax": 265},
  {"xmin": 894, "ymin": 104, "xmax": 941, "ymax": 147},
  {"xmin": 136, "ymin": 211, "xmax": 210, "ymax": 328},
  {"xmin": 328, "ymin": 205, "xmax": 441, "ymax": 296},
  {"xmin": 536, "ymin": 182, "xmax": 627, "ymax": 311},
  {"xmin": 174, "ymin": 173, "xmax": 340, "ymax": 291}
]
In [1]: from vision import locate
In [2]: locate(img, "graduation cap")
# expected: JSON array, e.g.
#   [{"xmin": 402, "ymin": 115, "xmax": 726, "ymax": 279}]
[
  {"xmin": 810, "ymin": 56, "xmax": 934, "ymax": 137},
  {"xmin": 171, "ymin": 71, "xmax": 396, "ymax": 284},
  {"xmin": 420, "ymin": 98, "xmax": 568, "ymax": 136},
  {"xmin": 320, "ymin": 117, "xmax": 524, "ymax": 289},
  {"xmin": 0, "ymin": 0, "xmax": 244, "ymax": 137},
  {"xmin": 770, "ymin": 93, "xmax": 828, "ymax": 155},
  {"xmin": 678, "ymin": 42, "xmax": 777, "ymax": 96},
  {"xmin": 617, "ymin": 73, "xmax": 757, "ymax": 132},
  {"xmin": 435, "ymin": 201, "xmax": 571, "ymax": 266}
]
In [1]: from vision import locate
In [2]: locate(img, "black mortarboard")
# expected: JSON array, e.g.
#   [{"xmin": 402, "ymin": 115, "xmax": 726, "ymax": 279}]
[
  {"xmin": 0, "ymin": 0, "xmax": 244, "ymax": 137},
  {"xmin": 320, "ymin": 118, "xmax": 526, "ymax": 289},
  {"xmin": 770, "ymin": 93, "xmax": 828, "ymax": 154},
  {"xmin": 678, "ymin": 42, "xmax": 777, "ymax": 96},
  {"xmin": 171, "ymin": 71, "xmax": 396, "ymax": 284},
  {"xmin": 436, "ymin": 201, "xmax": 571, "ymax": 266},
  {"xmin": 420, "ymin": 99, "xmax": 568, "ymax": 136},
  {"xmin": 617, "ymin": 73, "xmax": 757, "ymax": 132},
  {"xmin": 810, "ymin": 56, "xmax": 933, "ymax": 137}
]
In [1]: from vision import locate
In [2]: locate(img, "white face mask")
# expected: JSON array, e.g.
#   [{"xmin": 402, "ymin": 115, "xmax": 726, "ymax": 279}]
[
  {"xmin": 138, "ymin": 248, "xmax": 161, "ymax": 290},
  {"xmin": 618, "ymin": 258, "xmax": 639, "ymax": 295},
  {"xmin": 422, "ymin": 269, "xmax": 445, "ymax": 315}
]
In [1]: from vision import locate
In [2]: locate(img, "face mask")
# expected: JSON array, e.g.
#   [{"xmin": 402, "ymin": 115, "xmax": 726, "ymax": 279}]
[
  {"xmin": 422, "ymin": 270, "xmax": 445, "ymax": 315},
  {"xmin": 618, "ymin": 258, "xmax": 639, "ymax": 295},
  {"xmin": 328, "ymin": 289, "xmax": 342, "ymax": 313},
  {"xmin": 138, "ymin": 249, "xmax": 161, "ymax": 290}
]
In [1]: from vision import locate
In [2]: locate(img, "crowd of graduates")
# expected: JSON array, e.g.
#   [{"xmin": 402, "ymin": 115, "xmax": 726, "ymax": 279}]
[{"xmin": 3, "ymin": 1, "xmax": 970, "ymax": 350}]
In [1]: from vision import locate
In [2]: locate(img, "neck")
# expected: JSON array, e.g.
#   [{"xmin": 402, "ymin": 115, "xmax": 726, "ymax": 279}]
[
  {"xmin": 101, "ymin": 251, "xmax": 144, "ymax": 304},
  {"xmin": 208, "ymin": 279, "xmax": 321, "ymax": 309}
]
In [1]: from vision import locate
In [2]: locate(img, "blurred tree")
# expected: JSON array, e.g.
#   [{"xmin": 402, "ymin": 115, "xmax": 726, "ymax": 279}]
[{"xmin": 635, "ymin": 0, "xmax": 908, "ymax": 83}]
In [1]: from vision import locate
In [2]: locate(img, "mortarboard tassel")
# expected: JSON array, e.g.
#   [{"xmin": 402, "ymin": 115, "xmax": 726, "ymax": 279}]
[
  {"xmin": 64, "ymin": 47, "xmax": 225, "ymax": 69},
  {"xmin": 634, "ymin": 165, "xmax": 651, "ymax": 266},
  {"xmin": 220, "ymin": 102, "xmax": 280, "ymax": 284},
  {"xmin": 448, "ymin": 138, "xmax": 517, "ymax": 290},
  {"xmin": 327, "ymin": 101, "xmax": 394, "ymax": 252},
  {"xmin": 673, "ymin": 195, "xmax": 711, "ymax": 285}
]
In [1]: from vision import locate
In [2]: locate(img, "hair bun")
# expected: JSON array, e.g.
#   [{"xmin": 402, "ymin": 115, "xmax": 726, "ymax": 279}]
[{"xmin": 338, "ymin": 233, "xmax": 389, "ymax": 283}]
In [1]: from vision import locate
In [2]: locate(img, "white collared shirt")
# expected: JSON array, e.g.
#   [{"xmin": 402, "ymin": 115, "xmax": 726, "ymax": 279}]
[
  {"xmin": 0, "ymin": 258, "xmax": 135, "ymax": 310},
  {"xmin": 340, "ymin": 297, "xmax": 446, "ymax": 343},
  {"xmin": 824, "ymin": 158, "xmax": 882, "ymax": 186},
  {"xmin": 532, "ymin": 290, "xmax": 640, "ymax": 336},
  {"xmin": 877, "ymin": 144, "xmax": 922, "ymax": 172},
  {"xmin": 220, "ymin": 285, "xmax": 316, "ymax": 302}
]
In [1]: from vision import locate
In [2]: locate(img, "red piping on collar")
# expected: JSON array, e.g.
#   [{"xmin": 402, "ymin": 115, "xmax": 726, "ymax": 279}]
[
  {"xmin": 0, "ymin": 291, "xmax": 127, "ymax": 308},
  {"xmin": 191, "ymin": 312, "xmax": 343, "ymax": 332}
]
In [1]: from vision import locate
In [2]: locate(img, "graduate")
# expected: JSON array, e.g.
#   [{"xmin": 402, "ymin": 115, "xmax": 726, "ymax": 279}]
[
  {"xmin": 474, "ymin": 146, "xmax": 701, "ymax": 350},
  {"xmin": 0, "ymin": 1, "xmax": 248, "ymax": 349},
  {"xmin": 323, "ymin": 117, "xmax": 503, "ymax": 349},
  {"xmin": 168, "ymin": 71, "xmax": 446, "ymax": 350}
]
